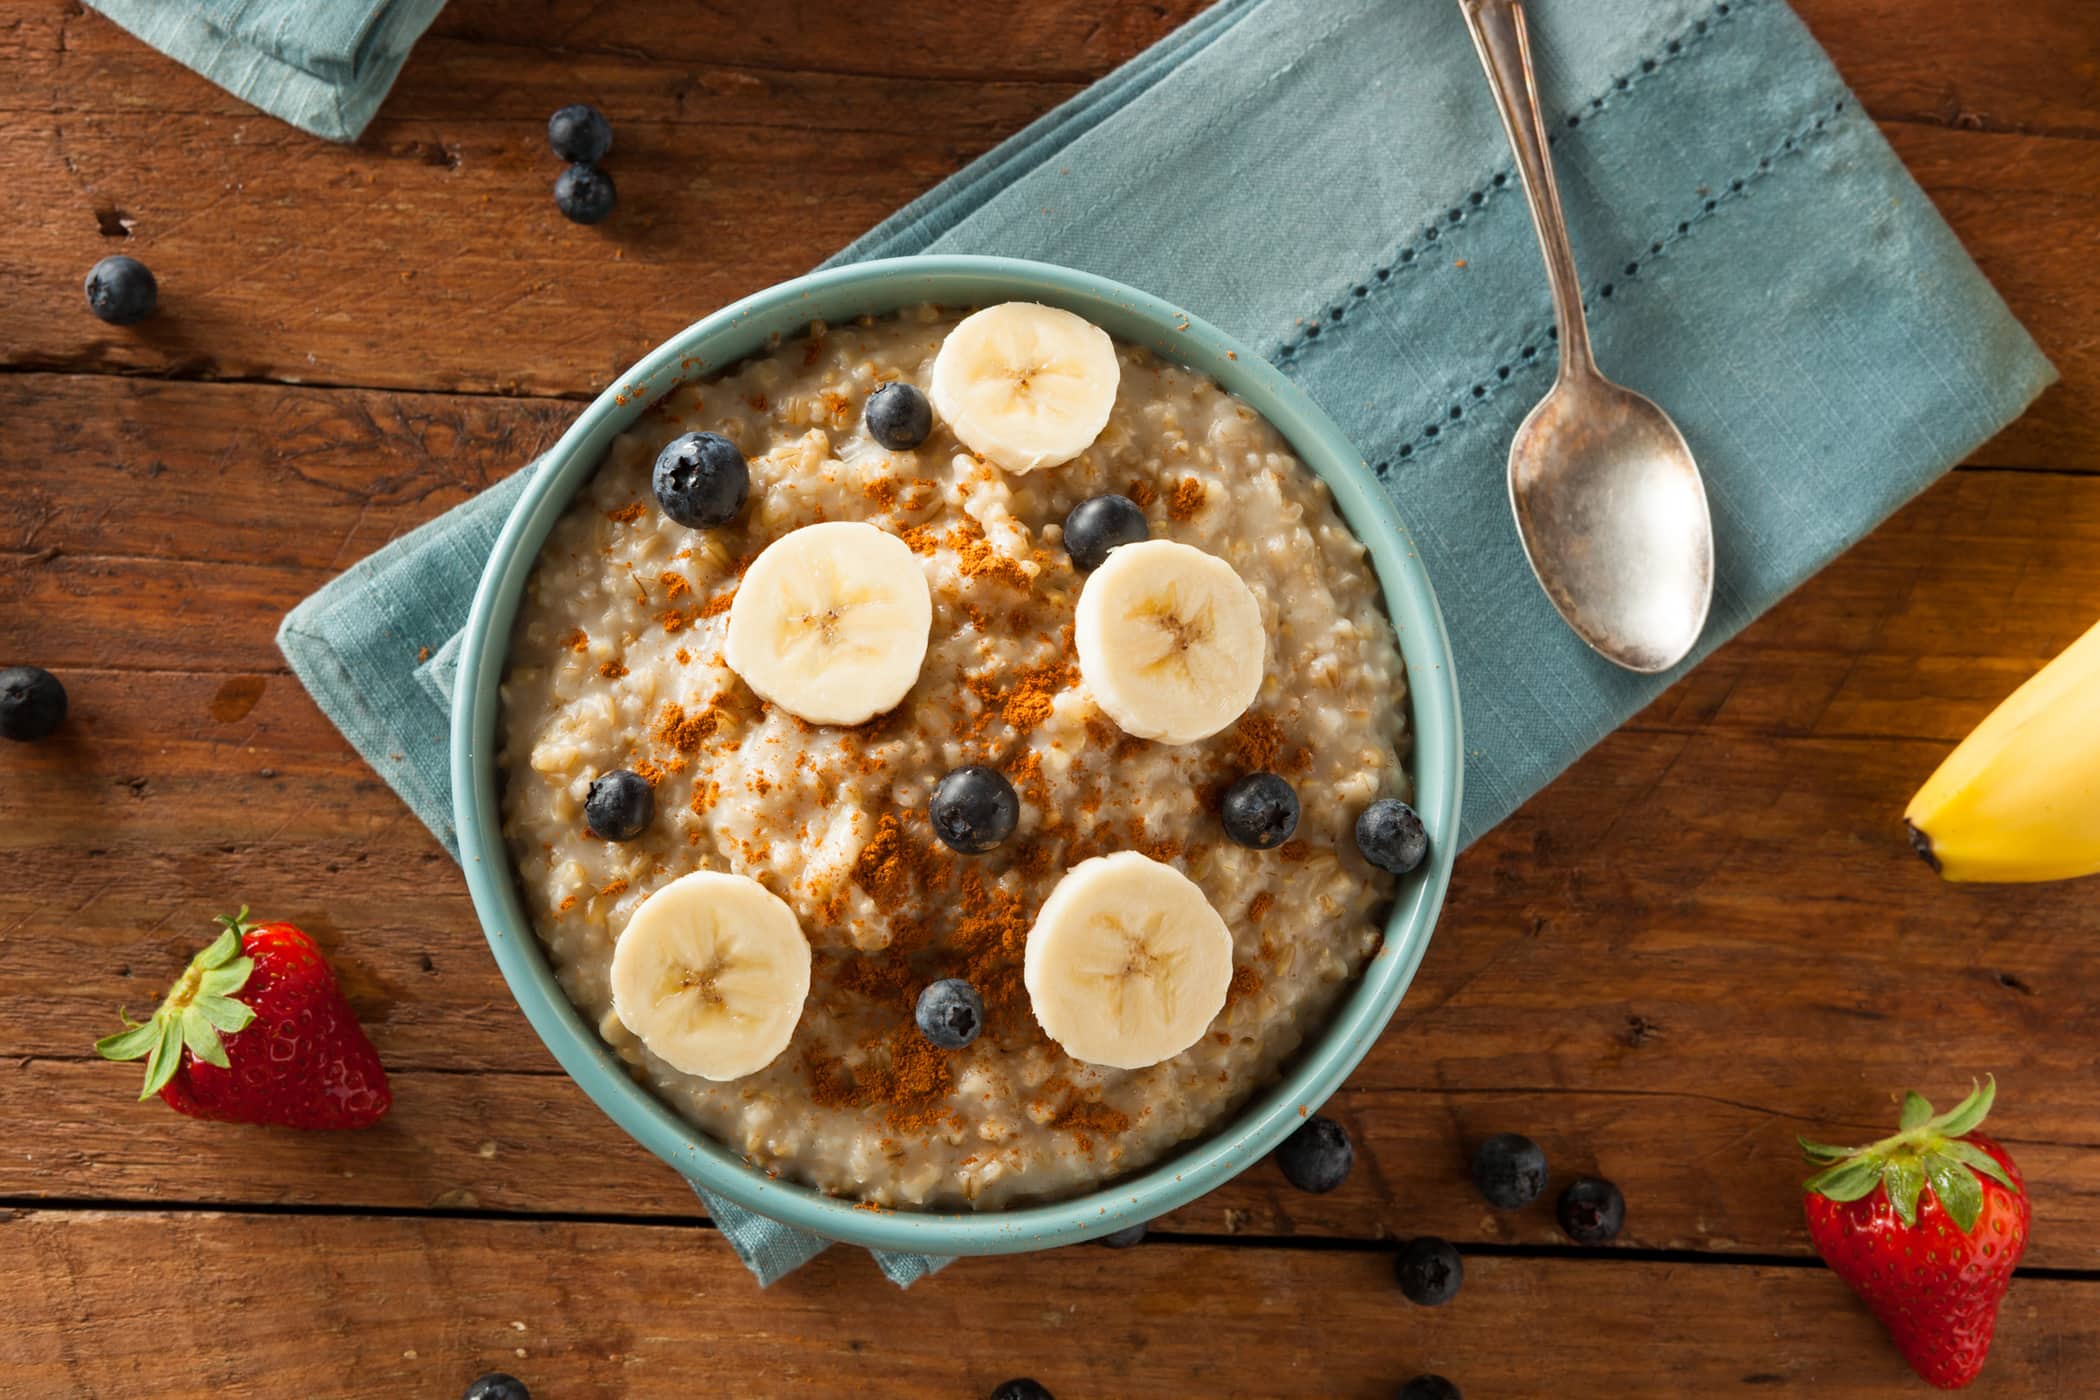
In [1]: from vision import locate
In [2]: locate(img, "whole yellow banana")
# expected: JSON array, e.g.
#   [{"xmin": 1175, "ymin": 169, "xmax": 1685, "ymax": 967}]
[{"xmin": 1906, "ymin": 619, "xmax": 2100, "ymax": 882}]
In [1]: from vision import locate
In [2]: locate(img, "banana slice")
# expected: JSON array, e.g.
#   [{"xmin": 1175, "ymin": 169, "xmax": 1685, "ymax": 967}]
[
  {"xmin": 930, "ymin": 302, "xmax": 1120, "ymax": 473},
  {"xmin": 609, "ymin": 871, "xmax": 812, "ymax": 1082},
  {"xmin": 724, "ymin": 520, "xmax": 933, "ymax": 725},
  {"xmin": 1074, "ymin": 539, "xmax": 1265, "ymax": 745},
  {"xmin": 1024, "ymin": 851, "xmax": 1234, "ymax": 1070}
]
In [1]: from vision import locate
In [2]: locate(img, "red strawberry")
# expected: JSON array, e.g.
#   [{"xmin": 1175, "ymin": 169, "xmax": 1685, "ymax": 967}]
[
  {"xmin": 1801, "ymin": 1077, "xmax": 2029, "ymax": 1389},
  {"xmin": 95, "ymin": 907, "xmax": 390, "ymax": 1128}
]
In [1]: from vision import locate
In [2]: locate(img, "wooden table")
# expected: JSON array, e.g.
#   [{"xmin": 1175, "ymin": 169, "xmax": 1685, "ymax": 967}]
[{"xmin": 4, "ymin": 2, "xmax": 2097, "ymax": 1394}]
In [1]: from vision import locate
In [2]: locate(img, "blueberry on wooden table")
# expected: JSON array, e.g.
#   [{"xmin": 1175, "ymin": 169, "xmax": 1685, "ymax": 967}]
[
  {"xmin": 0, "ymin": 665, "xmax": 66, "ymax": 742},
  {"xmin": 1556, "ymin": 1176, "xmax": 1626, "ymax": 1243},
  {"xmin": 462, "ymin": 1374, "xmax": 530, "ymax": 1400},
  {"xmin": 1220, "ymin": 771, "xmax": 1300, "ymax": 849},
  {"xmin": 83, "ymin": 255, "xmax": 157, "ymax": 325},
  {"xmin": 1274, "ymin": 1112, "xmax": 1354, "ymax": 1193},
  {"xmin": 1356, "ymin": 797, "xmax": 1428, "ymax": 875},
  {"xmin": 915, "ymin": 978, "xmax": 985, "ymax": 1049},
  {"xmin": 1098, "ymin": 1220, "xmax": 1147, "ymax": 1248},
  {"xmin": 864, "ymin": 381, "xmax": 933, "ymax": 450},
  {"xmin": 989, "ymin": 1382, "xmax": 1053, "ymax": 1400},
  {"xmin": 1062, "ymin": 493, "xmax": 1148, "ymax": 571},
  {"xmin": 1398, "ymin": 1377, "xmax": 1461, "ymax": 1400},
  {"xmin": 547, "ymin": 103, "xmax": 612, "ymax": 163},
  {"xmin": 1470, "ymin": 1131, "xmax": 1548, "ymax": 1209},
  {"xmin": 553, "ymin": 162, "xmax": 617, "ymax": 224},
  {"xmin": 652, "ymin": 431, "xmax": 750, "ymax": 528},
  {"xmin": 1394, "ymin": 1236, "xmax": 1463, "ymax": 1306},
  {"xmin": 930, "ymin": 765, "xmax": 1020, "ymax": 853},
  {"xmin": 584, "ymin": 769, "xmax": 653, "ymax": 841}
]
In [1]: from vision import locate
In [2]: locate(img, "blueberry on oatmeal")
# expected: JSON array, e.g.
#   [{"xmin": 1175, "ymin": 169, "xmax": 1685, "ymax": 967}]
[
  {"xmin": 584, "ymin": 769, "xmax": 653, "ymax": 841},
  {"xmin": 652, "ymin": 432, "xmax": 749, "ymax": 528}
]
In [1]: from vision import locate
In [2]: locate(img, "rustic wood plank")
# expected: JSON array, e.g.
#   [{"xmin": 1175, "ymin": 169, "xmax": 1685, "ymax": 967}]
[
  {"xmin": 0, "ymin": 2, "xmax": 2093, "ymax": 471},
  {"xmin": 6, "ymin": 458, "xmax": 2100, "ymax": 1261},
  {"xmin": 3, "ymin": 1209, "xmax": 2088, "ymax": 1397}
]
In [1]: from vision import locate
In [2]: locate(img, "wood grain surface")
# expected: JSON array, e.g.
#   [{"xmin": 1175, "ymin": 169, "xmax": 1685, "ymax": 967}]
[{"xmin": 3, "ymin": 0, "xmax": 2098, "ymax": 1395}]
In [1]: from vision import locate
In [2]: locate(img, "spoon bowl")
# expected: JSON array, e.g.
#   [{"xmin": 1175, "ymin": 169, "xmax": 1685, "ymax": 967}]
[{"xmin": 1510, "ymin": 370, "xmax": 1714, "ymax": 672}]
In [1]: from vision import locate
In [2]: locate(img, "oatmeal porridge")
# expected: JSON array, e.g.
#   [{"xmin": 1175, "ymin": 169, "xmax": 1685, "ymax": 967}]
[{"xmin": 498, "ymin": 302, "xmax": 1413, "ymax": 1210}]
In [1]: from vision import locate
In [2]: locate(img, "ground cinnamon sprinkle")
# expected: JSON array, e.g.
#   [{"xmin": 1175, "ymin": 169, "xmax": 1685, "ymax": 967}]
[
  {"xmin": 654, "ymin": 700, "xmax": 734, "ymax": 754},
  {"xmin": 900, "ymin": 524, "xmax": 940, "ymax": 555},
  {"xmin": 862, "ymin": 476, "xmax": 898, "ymax": 510},
  {"xmin": 557, "ymin": 894, "xmax": 577, "ymax": 912},
  {"xmin": 698, "ymin": 588, "xmax": 736, "ymax": 619},
  {"xmin": 658, "ymin": 571, "xmax": 692, "ymax": 600},
  {"xmin": 416, "ymin": 645, "xmax": 431, "ymax": 663},
  {"xmin": 1127, "ymin": 478, "xmax": 1158, "ymax": 508},
  {"xmin": 606, "ymin": 502, "xmax": 647, "ymax": 524},
  {"xmin": 1277, "ymin": 840, "xmax": 1311, "ymax": 863},
  {"xmin": 1247, "ymin": 891, "xmax": 1275, "ymax": 922},
  {"xmin": 1168, "ymin": 477, "xmax": 1207, "ymax": 521},
  {"xmin": 597, "ymin": 878, "xmax": 629, "ymax": 898},
  {"xmin": 657, "ymin": 607, "xmax": 696, "ymax": 634},
  {"xmin": 803, "ymin": 1023, "xmax": 957, "ymax": 1132},
  {"xmin": 598, "ymin": 660, "xmax": 628, "ymax": 679},
  {"xmin": 688, "ymin": 779, "xmax": 721, "ymax": 814},
  {"xmin": 851, "ymin": 812, "xmax": 926, "ymax": 906},
  {"xmin": 559, "ymin": 628, "xmax": 589, "ymax": 654},
  {"xmin": 1226, "ymin": 964, "xmax": 1265, "ymax": 1008},
  {"xmin": 1052, "ymin": 1096, "xmax": 1132, "ymax": 1152},
  {"xmin": 1230, "ymin": 712, "xmax": 1284, "ymax": 771},
  {"xmin": 674, "ymin": 647, "xmax": 691, "ymax": 665},
  {"xmin": 996, "ymin": 660, "xmax": 1079, "ymax": 731},
  {"xmin": 958, "ymin": 536, "xmax": 1032, "ymax": 590}
]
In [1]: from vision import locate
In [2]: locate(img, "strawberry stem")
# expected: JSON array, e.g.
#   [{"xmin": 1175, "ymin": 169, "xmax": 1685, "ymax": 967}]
[
  {"xmin": 1798, "ymin": 1076, "xmax": 2013, "ymax": 1233},
  {"xmin": 95, "ymin": 911, "xmax": 260, "ymax": 1100}
]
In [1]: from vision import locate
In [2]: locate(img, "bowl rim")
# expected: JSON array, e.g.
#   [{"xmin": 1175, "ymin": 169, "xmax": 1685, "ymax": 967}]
[{"xmin": 451, "ymin": 254, "xmax": 1462, "ymax": 1254}]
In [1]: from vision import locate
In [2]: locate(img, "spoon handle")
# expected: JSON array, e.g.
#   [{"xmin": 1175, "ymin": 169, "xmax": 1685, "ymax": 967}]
[{"xmin": 1459, "ymin": 0, "xmax": 1595, "ymax": 378}]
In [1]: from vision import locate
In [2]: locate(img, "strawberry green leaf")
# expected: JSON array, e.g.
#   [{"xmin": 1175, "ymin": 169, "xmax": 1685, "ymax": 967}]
[
  {"xmin": 177, "ymin": 1007, "xmax": 230, "ymax": 1069},
  {"xmin": 197, "ymin": 957, "xmax": 254, "ymax": 999},
  {"xmin": 1924, "ymin": 1152, "xmax": 1984, "ymax": 1233},
  {"xmin": 1899, "ymin": 1092, "xmax": 1933, "ymax": 1130},
  {"xmin": 1804, "ymin": 1157, "xmax": 1884, "ymax": 1202},
  {"xmin": 1939, "ymin": 1138, "xmax": 2018, "ymax": 1194},
  {"xmin": 1929, "ymin": 1076, "xmax": 1995, "ymax": 1139},
  {"xmin": 192, "ymin": 993, "xmax": 255, "ymax": 1035},
  {"xmin": 1882, "ymin": 1156, "xmax": 1926, "ymax": 1227},
  {"xmin": 193, "ymin": 926, "xmax": 243, "ymax": 971},
  {"xmin": 1797, "ymin": 1137, "xmax": 1856, "ymax": 1163},
  {"xmin": 93, "ymin": 1019, "xmax": 161, "ymax": 1061},
  {"xmin": 139, "ymin": 1018, "xmax": 184, "ymax": 1100}
]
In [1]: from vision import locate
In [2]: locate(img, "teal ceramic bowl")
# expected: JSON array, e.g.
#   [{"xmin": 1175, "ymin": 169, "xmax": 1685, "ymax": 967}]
[{"xmin": 453, "ymin": 255, "xmax": 1461, "ymax": 1254}]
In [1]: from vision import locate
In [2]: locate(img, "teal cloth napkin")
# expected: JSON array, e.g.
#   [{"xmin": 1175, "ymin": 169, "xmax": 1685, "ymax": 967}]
[
  {"xmin": 278, "ymin": 0, "xmax": 2054, "ymax": 1286},
  {"xmin": 85, "ymin": 0, "xmax": 444, "ymax": 142}
]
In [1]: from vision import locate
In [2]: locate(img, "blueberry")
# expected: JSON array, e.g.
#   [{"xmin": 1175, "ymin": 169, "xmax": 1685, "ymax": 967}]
[
  {"xmin": 0, "ymin": 666, "xmax": 67, "ymax": 742},
  {"xmin": 929, "ymin": 765, "xmax": 1019, "ymax": 853},
  {"xmin": 1394, "ymin": 1236, "xmax": 1463, "ymax": 1306},
  {"xmin": 652, "ymin": 432, "xmax": 749, "ymax": 528},
  {"xmin": 1470, "ymin": 1132, "xmax": 1548, "ymax": 1209},
  {"xmin": 864, "ymin": 382, "xmax": 933, "ymax": 451},
  {"xmin": 1061, "ymin": 493, "xmax": 1148, "ymax": 571},
  {"xmin": 84, "ymin": 256, "xmax": 157, "ymax": 325},
  {"xmin": 584, "ymin": 769, "xmax": 653, "ymax": 841},
  {"xmin": 1220, "ymin": 772, "xmax": 1299, "ymax": 850},
  {"xmin": 1355, "ymin": 798, "xmax": 1428, "ymax": 875},
  {"xmin": 1274, "ymin": 1113, "xmax": 1353, "ymax": 1193},
  {"xmin": 915, "ymin": 978, "xmax": 984, "ymax": 1049},
  {"xmin": 462, "ymin": 1375, "xmax": 530, "ymax": 1400},
  {"xmin": 989, "ymin": 1383, "xmax": 1053, "ymax": 1400},
  {"xmin": 1556, "ymin": 1176, "xmax": 1625, "ymax": 1244},
  {"xmin": 1098, "ymin": 1221, "xmax": 1147, "ymax": 1248},
  {"xmin": 547, "ymin": 104, "xmax": 612, "ymax": 163},
  {"xmin": 1398, "ymin": 1377, "xmax": 1461, "ymax": 1400},
  {"xmin": 554, "ymin": 163, "xmax": 617, "ymax": 224}
]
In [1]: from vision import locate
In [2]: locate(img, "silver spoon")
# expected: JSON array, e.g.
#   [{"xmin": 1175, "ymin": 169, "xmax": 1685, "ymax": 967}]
[{"xmin": 1460, "ymin": 0, "xmax": 1714, "ymax": 673}]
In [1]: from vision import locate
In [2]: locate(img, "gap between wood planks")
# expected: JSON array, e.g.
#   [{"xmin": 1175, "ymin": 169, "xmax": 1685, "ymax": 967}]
[{"xmin": 5, "ymin": 1195, "xmax": 2097, "ymax": 1281}]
